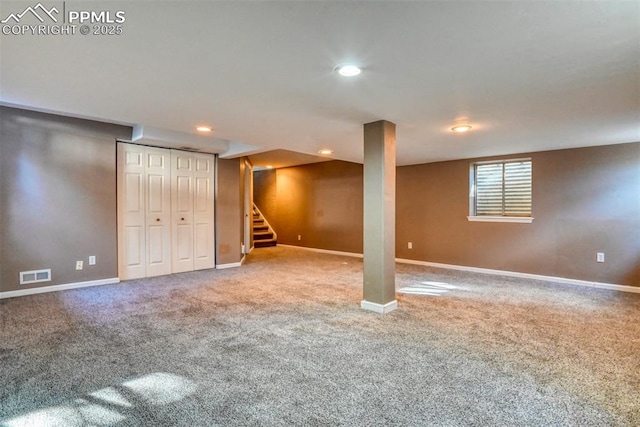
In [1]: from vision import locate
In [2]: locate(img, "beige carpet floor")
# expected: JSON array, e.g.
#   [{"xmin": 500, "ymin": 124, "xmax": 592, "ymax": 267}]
[{"xmin": 1, "ymin": 245, "xmax": 639, "ymax": 426}]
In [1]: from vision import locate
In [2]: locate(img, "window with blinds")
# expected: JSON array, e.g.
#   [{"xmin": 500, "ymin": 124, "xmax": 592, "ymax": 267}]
[{"xmin": 473, "ymin": 159, "xmax": 532, "ymax": 217}]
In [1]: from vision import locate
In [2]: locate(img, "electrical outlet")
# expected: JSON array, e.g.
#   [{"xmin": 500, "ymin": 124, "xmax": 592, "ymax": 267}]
[
  {"xmin": 76, "ymin": 261, "xmax": 83, "ymax": 270},
  {"xmin": 89, "ymin": 256, "xmax": 96, "ymax": 265},
  {"xmin": 596, "ymin": 252, "xmax": 605, "ymax": 263},
  {"xmin": 298, "ymin": 235, "xmax": 301, "ymax": 241},
  {"xmin": 408, "ymin": 242, "xmax": 413, "ymax": 249}
]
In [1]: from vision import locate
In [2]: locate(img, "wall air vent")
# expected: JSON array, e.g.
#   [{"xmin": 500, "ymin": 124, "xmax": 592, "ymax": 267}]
[{"xmin": 20, "ymin": 269, "xmax": 51, "ymax": 285}]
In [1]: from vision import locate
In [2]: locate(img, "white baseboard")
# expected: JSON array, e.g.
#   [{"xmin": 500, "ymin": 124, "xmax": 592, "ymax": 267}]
[
  {"xmin": 395, "ymin": 258, "xmax": 640, "ymax": 294},
  {"xmin": 276, "ymin": 245, "xmax": 639, "ymax": 294},
  {"xmin": 0, "ymin": 277, "xmax": 120, "ymax": 300},
  {"xmin": 278, "ymin": 244, "xmax": 363, "ymax": 259},
  {"xmin": 216, "ymin": 262, "xmax": 242, "ymax": 269},
  {"xmin": 361, "ymin": 299, "xmax": 398, "ymax": 314}
]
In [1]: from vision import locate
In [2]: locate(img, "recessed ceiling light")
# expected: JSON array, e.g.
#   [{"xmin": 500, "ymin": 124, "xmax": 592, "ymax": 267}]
[
  {"xmin": 318, "ymin": 149, "xmax": 334, "ymax": 155},
  {"xmin": 334, "ymin": 64, "xmax": 361, "ymax": 77},
  {"xmin": 451, "ymin": 125, "xmax": 472, "ymax": 133},
  {"xmin": 196, "ymin": 125, "xmax": 212, "ymax": 132}
]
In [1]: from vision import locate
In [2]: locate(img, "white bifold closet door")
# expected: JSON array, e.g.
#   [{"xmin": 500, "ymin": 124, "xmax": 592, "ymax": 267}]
[
  {"xmin": 192, "ymin": 154, "xmax": 216, "ymax": 270},
  {"xmin": 117, "ymin": 143, "xmax": 214, "ymax": 280},
  {"xmin": 145, "ymin": 147, "xmax": 172, "ymax": 277},
  {"xmin": 171, "ymin": 151, "xmax": 215, "ymax": 273},
  {"xmin": 118, "ymin": 143, "xmax": 147, "ymax": 280}
]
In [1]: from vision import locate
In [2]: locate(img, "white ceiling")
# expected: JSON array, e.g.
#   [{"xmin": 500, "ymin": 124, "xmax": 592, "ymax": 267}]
[{"xmin": 1, "ymin": 1, "xmax": 638, "ymax": 166}]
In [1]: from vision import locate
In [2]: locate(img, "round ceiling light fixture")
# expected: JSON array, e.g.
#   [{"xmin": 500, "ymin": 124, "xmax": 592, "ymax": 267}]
[
  {"xmin": 196, "ymin": 125, "xmax": 213, "ymax": 132},
  {"xmin": 451, "ymin": 124, "xmax": 472, "ymax": 133},
  {"xmin": 318, "ymin": 149, "xmax": 334, "ymax": 155},
  {"xmin": 334, "ymin": 64, "xmax": 361, "ymax": 77}
]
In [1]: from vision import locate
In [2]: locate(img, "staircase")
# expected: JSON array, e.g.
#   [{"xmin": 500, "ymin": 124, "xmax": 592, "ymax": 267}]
[{"xmin": 253, "ymin": 204, "xmax": 277, "ymax": 248}]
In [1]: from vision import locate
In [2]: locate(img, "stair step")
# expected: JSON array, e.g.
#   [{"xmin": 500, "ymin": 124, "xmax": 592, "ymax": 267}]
[
  {"xmin": 252, "ymin": 206, "xmax": 276, "ymax": 247},
  {"xmin": 254, "ymin": 238, "xmax": 277, "ymax": 248},
  {"xmin": 254, "ymin": 231, "xmax": 274, "ymax": 240}
]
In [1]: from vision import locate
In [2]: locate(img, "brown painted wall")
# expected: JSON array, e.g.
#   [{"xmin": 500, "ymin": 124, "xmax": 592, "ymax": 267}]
[
  {"xmin": 216, "ymin": 158, "xmax": 243, "ymax": 265},
  {"xmin": 255, "ymin": 161, "xmax": 364, "ymax": 254},
  {"xmin": 0, "ymin": 107, "xmax": 132, "ymax": 292},
  {"xmin": 396, "ymin": 143, "xmax": 640, "ymax": 286},
  {"xmin": 1, "ymin": 107, "xmax": 248, "ymax": 294},
  {"xmin": 253, "ymin": 169, "xmax": 277, "ymax": 225},
  {"xmin": 254, "ymin": 143, "xmax": 639, "ymax": 286}
]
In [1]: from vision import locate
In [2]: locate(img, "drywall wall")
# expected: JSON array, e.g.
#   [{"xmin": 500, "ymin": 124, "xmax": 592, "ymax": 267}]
[
  {"xmin": 216, "ymin": 158, "xmax": 243, "ymax": 265},
  {"xmin": 396, "ymin": 143, "xmax": 640, "ymax": 286},
  {"xmin": 0, "ymin": 106, "xmax": 132, "ymax": 292},
  {"xmin": 1, "ymin": 106, "xmax": 249, "ymax": 295},
  {"xmin": 254, "ymin": 143, "xmax": 639, "ymax": 286},
  {"xmin": 253, "ymin": 169, "xmax": 277, "ymax": 223},
  {"xmin": 255, "ymin": 161, "xmax": 364, "ymax": 254}
]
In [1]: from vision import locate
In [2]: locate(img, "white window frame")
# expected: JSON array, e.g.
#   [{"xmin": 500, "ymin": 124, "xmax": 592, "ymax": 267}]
[{"xmin": 468, "ymin": 158, "xmax": 534, "ymax": 223}]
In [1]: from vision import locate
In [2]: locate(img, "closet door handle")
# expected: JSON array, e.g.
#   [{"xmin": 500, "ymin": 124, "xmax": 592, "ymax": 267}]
[
  {"xmin": 181, "ymin": 217, "xmax": 185, "ymax": 221},
  {"xmin": 156, "ymin": 218, "xmax": 160, "ymax": 222}
]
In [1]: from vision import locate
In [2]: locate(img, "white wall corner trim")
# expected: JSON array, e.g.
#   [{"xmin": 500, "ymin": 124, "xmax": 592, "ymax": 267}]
[
  {"xmin": 361, "ymin": 299, "xmax": 398, "ymax": 314},
  {"xmin": 0, "ymin": 278, "xmax": 120, "ymax": 300},
  {"xmin": 395, "ymin": 258, "xmax": 640, "ymax": 294},
  {"xmin": 278, "ymin": 244, "xmax": 364, "ymax": 259},
  {"xmin": 216, "ymin": 262, "xmax": 243, "ymax": 269},
  {"xmin": 281, "ymin": 245, "xmax": 638, "ymax": 294}
]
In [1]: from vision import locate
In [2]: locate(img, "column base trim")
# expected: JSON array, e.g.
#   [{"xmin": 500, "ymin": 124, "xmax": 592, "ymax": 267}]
[
  {"xmin": 361, "ymin": 299, "xmax": 398, "ymax": 314},
  {"xmin": 216, "ymin": 262, "xmax": 242, "ymax": 269}
]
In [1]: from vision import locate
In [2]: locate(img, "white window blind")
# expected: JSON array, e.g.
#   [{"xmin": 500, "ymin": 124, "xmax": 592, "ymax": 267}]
[{"xmin": 475, "ymin": 160, "xmax": 531, "ymax": 217}]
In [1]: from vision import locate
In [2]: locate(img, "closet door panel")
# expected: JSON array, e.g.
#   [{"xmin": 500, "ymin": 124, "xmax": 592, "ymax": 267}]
[
  {"xmin": 171, "ymin": 151, "xmax": 195, "ymax": 273},
  {"xmin": 145, "ymin": 147, "xmax": 172, "ymax": 277},
  {"xmin": 117, "ymin": 143, "xmax": 146, "ymax": 280},
  {"xmin": 193, "ymin": 154, "xmax": 215, "ymax": 270},
  {"xmin": 148, "ymin": 224, "xmax": 167, "ymax": 264},
  {"xmin": 124, "ymin": 226, "xmax": 144, "ymax": 266}
]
